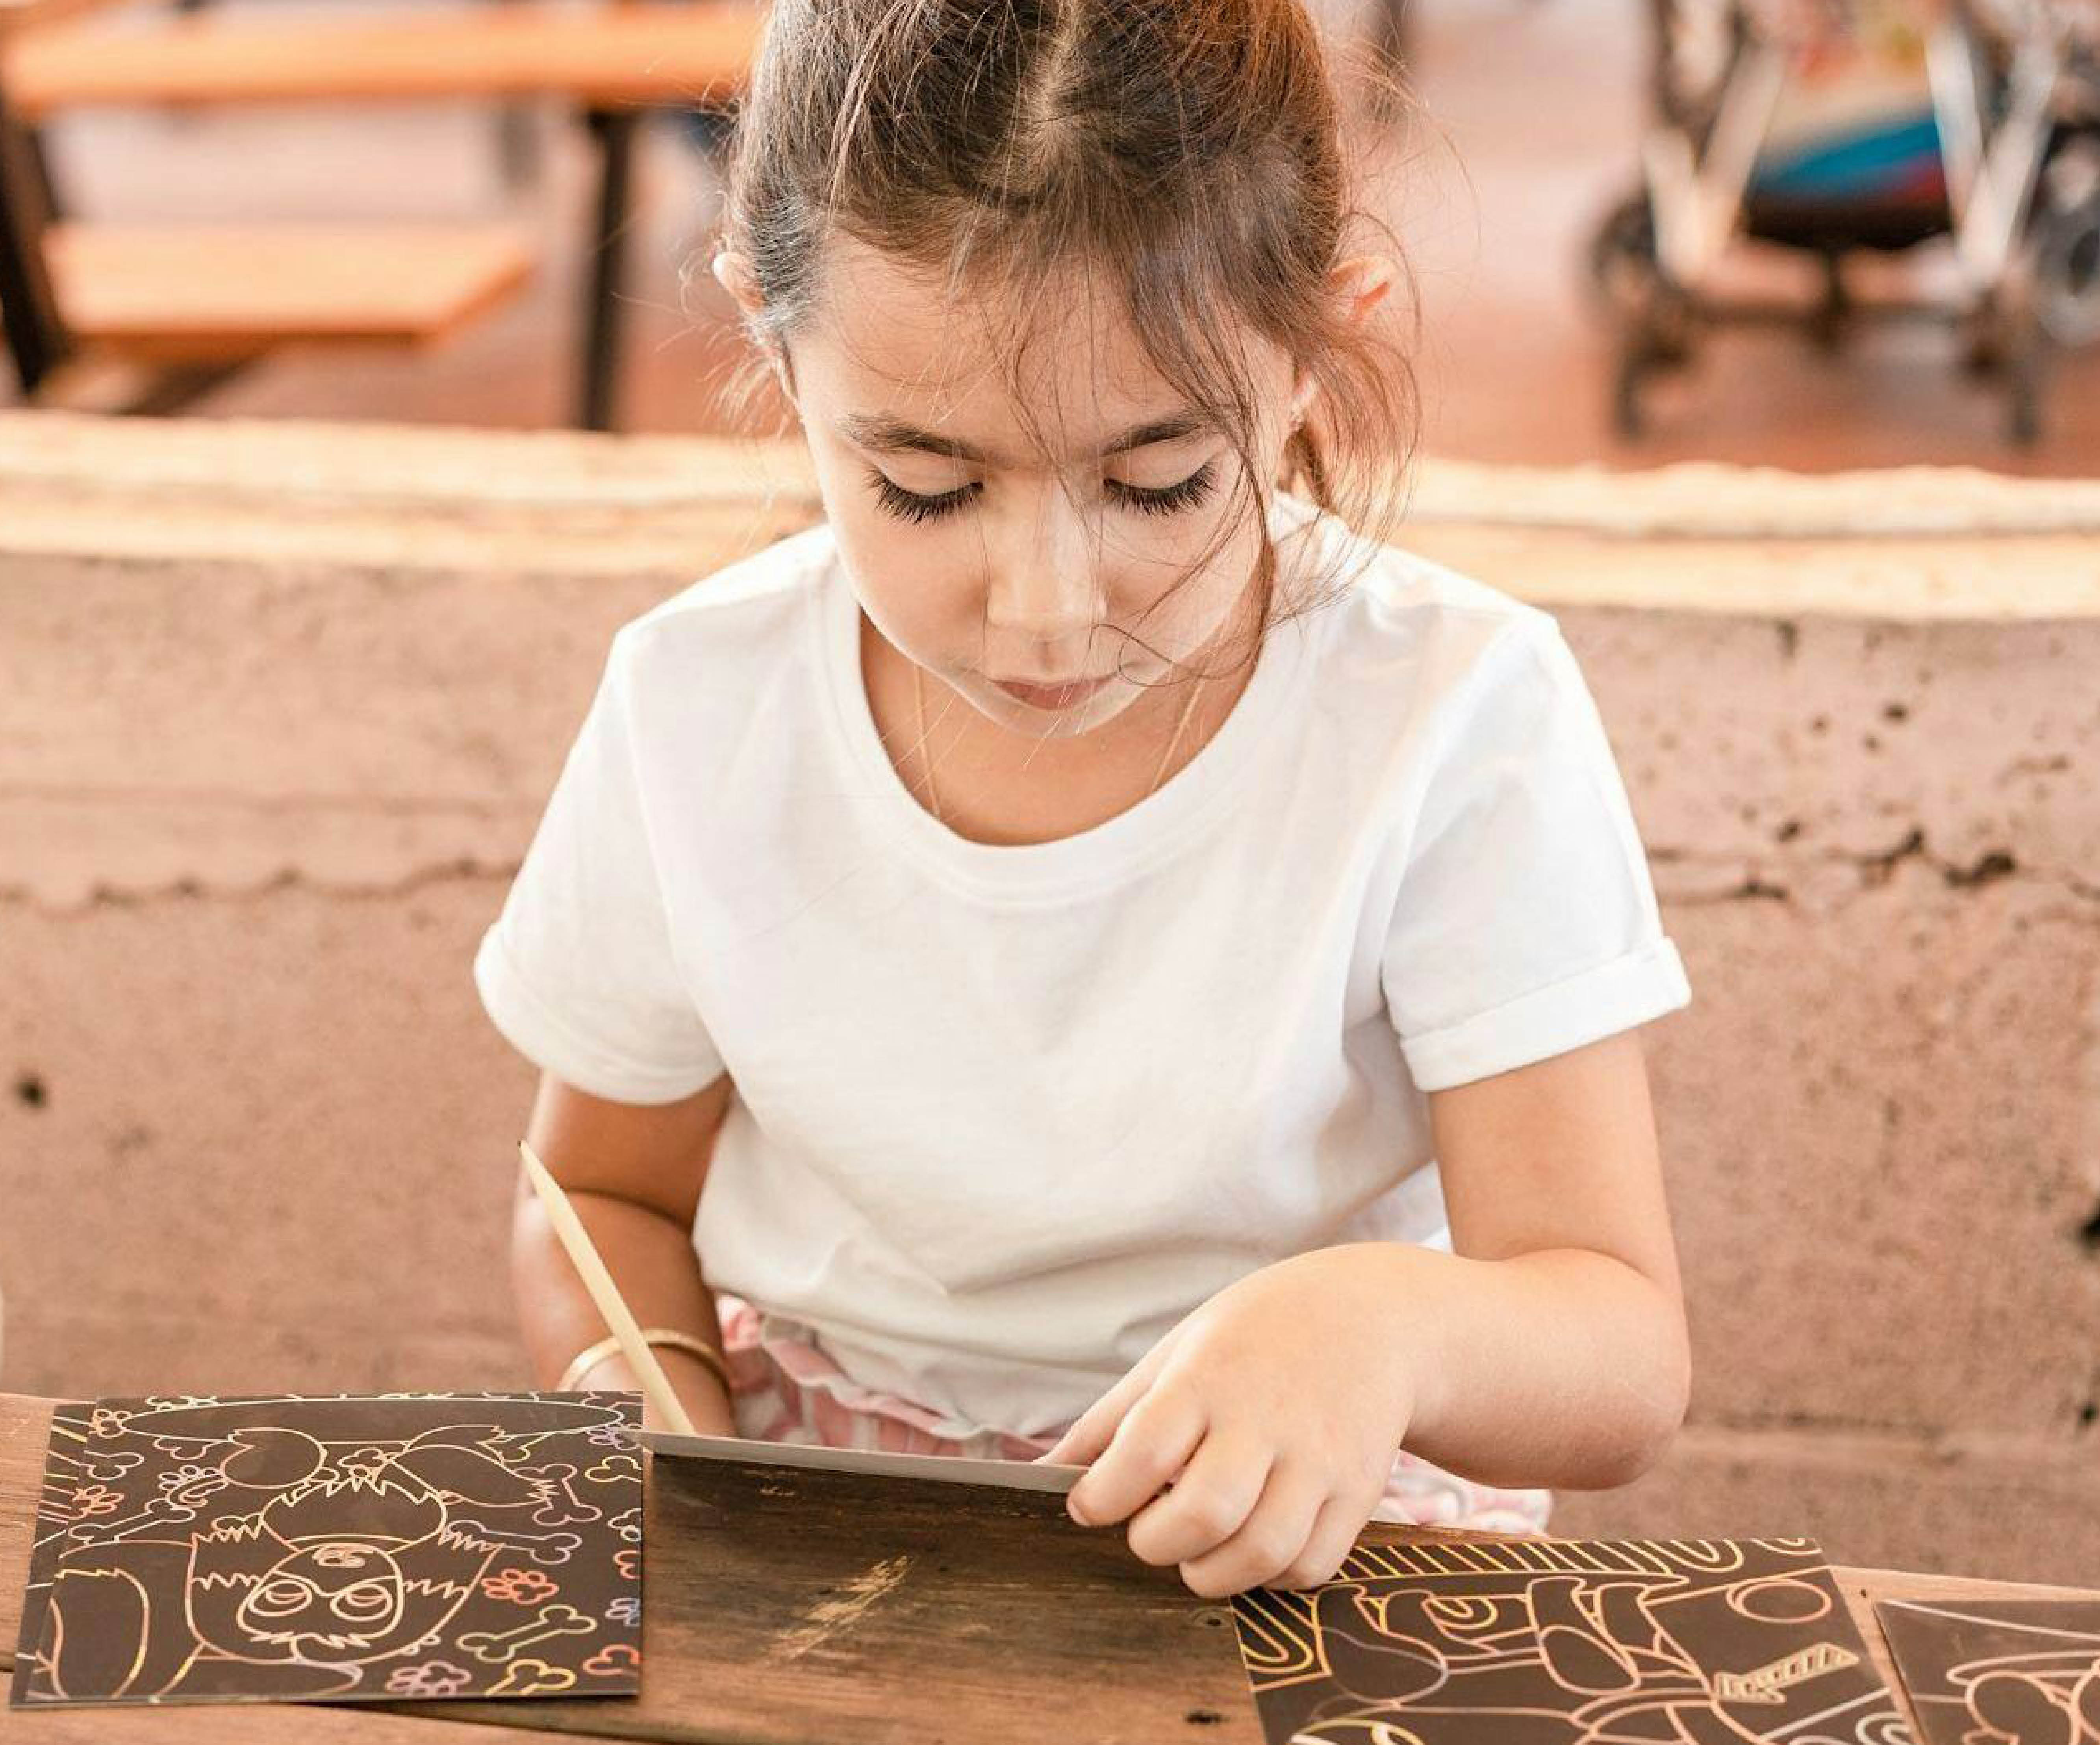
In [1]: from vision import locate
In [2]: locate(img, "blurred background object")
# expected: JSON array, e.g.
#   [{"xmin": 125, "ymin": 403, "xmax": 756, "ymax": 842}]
[
  {"xmin": 1588, "ymin": 0, "xmax": 2100, "ymax": 442},
  {"xmin": 0, "ymin": 0, "xmax": 758, "ymax": 426},
  {"xmin": 2, "ymin": 0, "xmax": 2093, "ymax": 461}
]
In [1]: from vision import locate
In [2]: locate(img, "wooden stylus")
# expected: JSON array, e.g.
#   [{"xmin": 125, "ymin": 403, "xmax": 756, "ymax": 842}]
[{"xmin": 517, "ymin": 1138, "xmax": 698, "ymax": 1435}]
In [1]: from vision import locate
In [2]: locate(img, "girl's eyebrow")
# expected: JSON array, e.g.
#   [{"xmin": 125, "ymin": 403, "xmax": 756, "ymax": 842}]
[{"xmin": 836, "ymin": 410, "xmax": 1211, "ymax": 465}]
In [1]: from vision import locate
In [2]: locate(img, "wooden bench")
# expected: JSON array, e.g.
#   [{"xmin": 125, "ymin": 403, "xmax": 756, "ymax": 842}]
[
  {"xmin": 1, "ymin": 5, "xmax": 760, "ymax": 113},
  {"xmin": 0, "ymin": 0, "xmax": 126, "ymax": 44},
  {"xmin": 0, "ymin": 3, "xmax": 764, "ymax": 426},
  {"xmin": 43, "ymin": 221, "xmax": 536, "ymax": 360}
]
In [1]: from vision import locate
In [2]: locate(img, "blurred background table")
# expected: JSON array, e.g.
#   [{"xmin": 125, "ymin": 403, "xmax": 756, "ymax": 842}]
[{"xmin": 0, "ymin": 2, "xmax": 762, "ymax": 427}]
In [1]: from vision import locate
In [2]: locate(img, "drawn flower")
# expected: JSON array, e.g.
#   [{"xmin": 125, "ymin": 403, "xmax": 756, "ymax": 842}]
[
  {"xmin": 71, "ymin": 1484, "xmax": 122, "ymax": 1517},
  {"xmin": 583, "ymin": 1643, "xmax": 641, "ymax": 1678},
  {"xmin": 604, "ymin": 1596, "xmax": 641, "ymax": 1627},
  {"xmin": 482, "ymin": 1567, "xmax": 558, "ymax": 1605},
  {"xmin": 385, "ymin": 1660, "xmax": 473, "ymax": 1698}
]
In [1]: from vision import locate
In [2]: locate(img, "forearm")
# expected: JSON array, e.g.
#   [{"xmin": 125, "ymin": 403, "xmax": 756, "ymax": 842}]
[
  {"xmin": 1357, "ymin": 1241, "xmax": 1691, "ymax": 1491},
  {"xmin": 512, "ymin": 1185, "xmax": 735, "ymax": 1432}
]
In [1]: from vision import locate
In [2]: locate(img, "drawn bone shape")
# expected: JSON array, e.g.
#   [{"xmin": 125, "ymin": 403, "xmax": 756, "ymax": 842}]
[
  {"xmin": 516, "ymin": 1462, "xmax": 601, "ymax": 1528},
  {"xmin": 451, "ymin": 1520, "xmax": 583, "ymax": 1567},
  {"xmin": 486, "ymin": 1655, "xmax": 577, "ymax": 1696},
  {"xmin": 457, "ymin": 1603, "xmax": 595, "ymax": 1664}
]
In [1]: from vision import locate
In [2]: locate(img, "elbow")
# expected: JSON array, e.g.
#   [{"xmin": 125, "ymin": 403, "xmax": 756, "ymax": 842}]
[{"xmin": 1587, "ymin": 1325, "xmax": 1692, "ymax": 1489}]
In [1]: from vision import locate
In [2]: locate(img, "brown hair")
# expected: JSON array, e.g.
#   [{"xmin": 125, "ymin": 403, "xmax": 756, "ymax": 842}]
[{"xmin": 702, "ymin": 0, "xmax": 1418, "ymax": 677}]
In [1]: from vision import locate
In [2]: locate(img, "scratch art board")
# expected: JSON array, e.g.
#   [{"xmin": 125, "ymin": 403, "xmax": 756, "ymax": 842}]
[
  {"xmin": 1229, "ymin": 1535, "xmax": 1913, "ymax": 1745},
  {"xmin": 1875, "ymin": 1597, "xmax": 2100, "ymax": 1745},
  {"xmin": 11, "ymin": 1391, "xmax": 645, "ymax": 1707}
]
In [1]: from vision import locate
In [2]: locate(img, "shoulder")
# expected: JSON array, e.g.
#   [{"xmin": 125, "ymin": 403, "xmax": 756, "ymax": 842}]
[
  {"xmin": 1282, "ymin": 497, "xmax": 1576, "ymax": 738},
  {"xmin": 606, "ymin": 519, "xmax": 840, "ymax": 692}
]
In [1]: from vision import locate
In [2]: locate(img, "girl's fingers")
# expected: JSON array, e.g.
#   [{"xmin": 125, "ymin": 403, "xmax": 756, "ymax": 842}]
[
  {"xmin": 1036, "ymin": 1326, "xmax": 1182, "ymax": 1467},
  {"xmin": 1064, "ymin": 1387, "xmax": 1206, "ymax": 1528},
  {"xmin": 1268, "ymin": 1483, "xmax": 1379, "ymax": 1591},
  {"xmin": 1036, "ymin": 1360, "xmax": 1152, "ymax": 1466},
  {"xmin": 1175, "ymin": 1459, "xmax": 1330, "ymax": 1599},
  {"xmin": 1123, "ymin": 1432, "xmax": 1272, "ymax": 1569}
]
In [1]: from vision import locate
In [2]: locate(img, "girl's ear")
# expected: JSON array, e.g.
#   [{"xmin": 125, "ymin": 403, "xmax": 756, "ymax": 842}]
[
  {"xmin": 1288, "ymin": 369, "xmax": 1320, "ymax": 429},
  {"xmin": 713, "ymin": 248, "xmax": 801, "ymax": 411},
  {"xmin": 711, "ymin": 249, "xmax": 765, "ymax": 315},
  {"xmin": 1329, "ymin": 254, "xmax": 1398, "ymax": 327}
]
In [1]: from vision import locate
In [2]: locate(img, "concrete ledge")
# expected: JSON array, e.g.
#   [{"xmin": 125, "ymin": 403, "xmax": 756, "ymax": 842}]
[{"xmin": 2, "ymin": 410, "xmax": 2095, "ymax": 1582}]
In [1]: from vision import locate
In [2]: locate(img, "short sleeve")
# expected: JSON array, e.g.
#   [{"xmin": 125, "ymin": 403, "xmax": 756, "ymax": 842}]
[
  {"xmin": 473, "ymin": 633, "xmax": 725, "ymax": 1103},
  {"xmin": 1381, "ymin": 617, "xmax": 1690, "ymax": 1092}
]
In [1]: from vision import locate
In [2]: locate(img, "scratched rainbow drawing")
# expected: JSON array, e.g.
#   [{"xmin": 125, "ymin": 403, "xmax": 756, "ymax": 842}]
[
  {"xmin": 1229, "ymin": 1535, "xmax": 1915, "ymax": 1745},
  {"xmin": 10, "ymin": 1391, "xmax": 645, "ymax": 1706}
]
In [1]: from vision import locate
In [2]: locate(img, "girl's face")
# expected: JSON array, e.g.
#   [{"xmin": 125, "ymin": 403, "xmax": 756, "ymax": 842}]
[{"xmin": 743, "ymin": 236, "xmax": 1312, "ymax": 738}]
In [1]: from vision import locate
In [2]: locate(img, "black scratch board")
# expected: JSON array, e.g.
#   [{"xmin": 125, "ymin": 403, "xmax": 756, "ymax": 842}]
[
  {"xmin": 11, "ymin": 1391, "xmax": 644, "ymax": 1706},
  {"xmin": 1229, "ymin": 1534, "xmax": 1913, "ymax": 1745}
]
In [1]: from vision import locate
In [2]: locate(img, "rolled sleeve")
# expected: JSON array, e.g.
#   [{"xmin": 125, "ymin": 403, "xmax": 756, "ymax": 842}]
[
  {"xmin": 473, "ymin": 630, "xmax": 723, "ymax": 1105},
  {"xmin": 1382, "ymin": 617, "xmax": 1690, "ymax": 1092}
]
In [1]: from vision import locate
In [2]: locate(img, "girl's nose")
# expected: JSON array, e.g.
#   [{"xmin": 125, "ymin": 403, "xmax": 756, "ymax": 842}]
[{"xmin": 983, "ymin": 488, "xmax": 1101, "ymax": 646}]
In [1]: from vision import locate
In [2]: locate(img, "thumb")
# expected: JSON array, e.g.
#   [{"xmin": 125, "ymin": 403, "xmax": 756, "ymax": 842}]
[
  {"xmin": 1035, "ymin": 1389, "xmax": 1127, "ymax": 1471},
  {"xmin": 1032, "ymin": 1328, "xmax": 1182, "ymax": 1467}
]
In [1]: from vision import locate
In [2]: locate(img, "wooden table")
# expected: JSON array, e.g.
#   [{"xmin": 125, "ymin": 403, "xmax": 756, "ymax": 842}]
[
  {"xmin": 1, "ymin": 1391, "xmax": 2092, "ymax": 1744},
  {"xmin": 0, "ymin": 0, "xmax": 125, "ymax": 48},
  {"xmin": 0, "ymin": 4, "xmax": 764, "ymax": 427}
]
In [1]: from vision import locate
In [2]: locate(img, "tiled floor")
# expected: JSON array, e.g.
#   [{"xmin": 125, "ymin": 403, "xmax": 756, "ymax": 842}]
[{"xmin": 8, "ymin": 0, "xmax": 2097, "ymax": 471}]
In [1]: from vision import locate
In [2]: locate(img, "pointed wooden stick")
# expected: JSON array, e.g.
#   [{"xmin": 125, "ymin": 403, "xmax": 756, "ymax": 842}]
[{"xmin": 517, "ymin": 1138, "xmax": 696, "ymax": 1435}]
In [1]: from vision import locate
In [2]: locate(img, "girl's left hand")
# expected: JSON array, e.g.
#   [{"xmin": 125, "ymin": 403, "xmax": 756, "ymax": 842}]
[{"xmin": 1036, "ymin": 1244, "xmax": 1422, "ymax": 1599}]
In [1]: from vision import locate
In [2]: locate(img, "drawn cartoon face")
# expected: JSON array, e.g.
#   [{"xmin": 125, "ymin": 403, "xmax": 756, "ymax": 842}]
[{"xmin": 234, "ymin": 1542, "xmax": 406, "ymax": 1655}]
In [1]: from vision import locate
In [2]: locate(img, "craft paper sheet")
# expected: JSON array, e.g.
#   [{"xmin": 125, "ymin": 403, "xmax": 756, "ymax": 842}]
[
  {"xmin": 1229, "ymin": 1535, "xmax": 1913, "ymax": 1745},
  {"xmin": 11, "ymin": 1391, "xmax": 644, "ymax": 1707},
  {"xmin": 1876, "ymin": 1596, "xmax": 2100, "ymax": 1745},
  {"xmin": 634, "ymin": 1426, "xmax": 1082, "ymax": 1493}
]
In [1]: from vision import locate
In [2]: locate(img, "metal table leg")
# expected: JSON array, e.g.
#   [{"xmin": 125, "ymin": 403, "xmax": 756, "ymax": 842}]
[
  {"xmin": 0, "ymin": 83, "xmax": 70, "ymax": 398},
  {"xmin": 579, "ymin": 106, "xmax": 639, "ymax": 432}
]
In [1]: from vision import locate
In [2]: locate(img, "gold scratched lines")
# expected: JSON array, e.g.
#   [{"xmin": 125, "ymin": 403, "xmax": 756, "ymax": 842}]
[
  {"xmin": 1340, "ymin": 1540, "xmax": 1756, "ymax": 1582},
  {"xmin": 1714, "ymin": 1644, "xmax": 1863, "ymax": 1704},
  {"xmin": 1231, "ymin": 1537, "xmax": 1903, "ymax": 1745},
  {"xmin": 1232, "ymin": 1587, "xmax": 1331, "ymax": 1686}
]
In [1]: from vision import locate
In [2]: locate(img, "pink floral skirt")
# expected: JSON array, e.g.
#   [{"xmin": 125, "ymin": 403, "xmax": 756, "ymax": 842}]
[{"xmin": 714, "ymin": 1291, "xmax": 1551, "ymax": 1535}]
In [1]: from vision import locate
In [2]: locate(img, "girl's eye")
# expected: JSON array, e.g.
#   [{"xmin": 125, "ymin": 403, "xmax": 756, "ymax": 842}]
[
  {"xmin": 864, "ymin": 460, "xmax": 1220, "ymax": 525},
  {"xmin": 1105, "ymin": 461, "xmax": 1219, "ymax": 516},
  {"xmin": 867, "ymin": 470, "xmax": 975, "ymax": 525}
]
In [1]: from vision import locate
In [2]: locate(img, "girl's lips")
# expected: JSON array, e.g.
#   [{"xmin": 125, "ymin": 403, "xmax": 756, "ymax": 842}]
[{"xmin": 990, "ymin": 674, "xmax": 1110, "ymax": 710}]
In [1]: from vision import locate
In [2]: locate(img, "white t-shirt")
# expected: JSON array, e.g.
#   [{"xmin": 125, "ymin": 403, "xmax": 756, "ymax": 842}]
[{"xmin": 474, "ymin": 490, "xmax": 1690, "ymax": 1439}]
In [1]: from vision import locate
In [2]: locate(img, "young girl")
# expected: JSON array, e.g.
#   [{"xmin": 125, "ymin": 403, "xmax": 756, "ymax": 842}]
[{"xmin": 476, "ymin": 0, "xmax": 1694, "ymax": 1601}]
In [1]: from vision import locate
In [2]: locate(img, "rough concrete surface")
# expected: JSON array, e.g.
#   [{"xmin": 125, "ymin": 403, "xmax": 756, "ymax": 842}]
[{"xmin": 2, "ymin": 412, "xmax": 2095, "ymax": 1583}]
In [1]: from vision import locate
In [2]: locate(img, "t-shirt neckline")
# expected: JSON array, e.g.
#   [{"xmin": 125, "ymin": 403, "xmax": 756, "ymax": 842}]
[{"xmin": 815, "ymin": 490, "xmax": 1325, "ymax": 905}]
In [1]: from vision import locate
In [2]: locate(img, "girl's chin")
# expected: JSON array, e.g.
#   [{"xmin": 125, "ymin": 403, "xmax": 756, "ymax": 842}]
[{"xmin": 945, "ymin": 668, "xmax": 1150, "ymax": 736}]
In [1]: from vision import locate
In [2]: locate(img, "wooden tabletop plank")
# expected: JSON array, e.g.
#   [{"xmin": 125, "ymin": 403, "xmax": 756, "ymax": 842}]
[
  {"xmin": 0, "ymin": 0, "xmax": 129, "ymax": 50},
  {"xmin": 2, "ymin": 4, "xmax": 764, "ymax": 118},
  {"xmin": 3, "ymin": 1394, "xmax": 2095, "ymax": 1745},
  {"xmin": 44, "ymin": 223, "xmax": 537, "ymax": 359}
]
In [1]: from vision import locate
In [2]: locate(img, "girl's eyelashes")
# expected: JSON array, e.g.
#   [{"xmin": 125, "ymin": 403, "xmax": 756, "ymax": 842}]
[
  {"xmin": 867, "ymin": 469, "xmax": 975, "ymax": 525},
  {"xmin": 864, "ymin": 460, "xmax": 1220, "ymax": 525}
]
